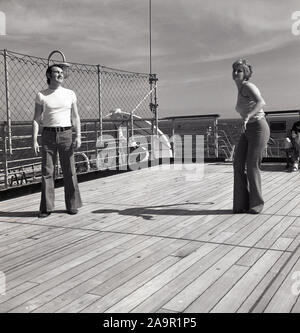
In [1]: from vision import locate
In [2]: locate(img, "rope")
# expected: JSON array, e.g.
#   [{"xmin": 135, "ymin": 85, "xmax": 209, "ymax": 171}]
[{"xmin": 130, "ymin": 83, "xmax": 156, "ymax": 115}]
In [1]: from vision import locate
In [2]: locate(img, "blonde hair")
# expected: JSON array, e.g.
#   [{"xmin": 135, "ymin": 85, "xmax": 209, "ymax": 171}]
[{"xmin": 232, "ymin": 59, "xmax": 253, "ymax": 81}]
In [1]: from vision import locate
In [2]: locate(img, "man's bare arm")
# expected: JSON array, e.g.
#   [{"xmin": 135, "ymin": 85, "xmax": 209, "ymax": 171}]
[
  {"xmin": 71, "ymin": 101, "xmax": 81, "ymax": 149},
  {"xmin": 32, "ymin": 103, "xmax": 43, "ymax": 155}
]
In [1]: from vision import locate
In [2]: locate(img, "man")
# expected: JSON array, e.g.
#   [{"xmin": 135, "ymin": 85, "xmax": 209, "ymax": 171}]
[
  {"xmin": 291, "ymin": 120, "xmax": 300, "ymax": 171},
  {"xmin": 32, "ymin": 64, "xmax": 82, "ymax": 218}
]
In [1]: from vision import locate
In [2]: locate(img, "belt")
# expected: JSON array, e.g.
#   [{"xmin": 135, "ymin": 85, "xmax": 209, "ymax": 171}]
[{"xmin": 43, "ymin": 127, "xmax": 71, "ymax": 132}]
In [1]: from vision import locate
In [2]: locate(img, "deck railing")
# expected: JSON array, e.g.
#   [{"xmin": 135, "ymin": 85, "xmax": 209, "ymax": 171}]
[
  {"xmin": 0, "ymin": 49, "xmax": 160, "ymax": 191},
  {"xmin": 0, "ymin": 50, "xmax": 292, "ymax": 191},
  {"xmin": 0, "ymin": 119, "xmax": 164, "ymax": 190}
]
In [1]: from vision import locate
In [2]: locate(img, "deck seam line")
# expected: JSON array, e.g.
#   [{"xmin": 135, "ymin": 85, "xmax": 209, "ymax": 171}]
[
  {"xmin": 248, "ymin": 236, "xmax": 300, "ymax": 313},
  {"xmin": 0, "ymin": 221, "xmax": 294, "ymax": 255}
]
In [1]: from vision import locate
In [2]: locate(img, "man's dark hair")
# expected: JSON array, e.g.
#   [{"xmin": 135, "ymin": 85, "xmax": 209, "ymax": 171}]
[{"xmin": 46, "ymin": 64, "xmax": 64, "ymax": 85}]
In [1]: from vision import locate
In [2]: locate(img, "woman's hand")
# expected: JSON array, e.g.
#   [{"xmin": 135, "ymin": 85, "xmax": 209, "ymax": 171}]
[{"xmin": 243, "ymin": 116, "xmax": 249, "ymax": 131}]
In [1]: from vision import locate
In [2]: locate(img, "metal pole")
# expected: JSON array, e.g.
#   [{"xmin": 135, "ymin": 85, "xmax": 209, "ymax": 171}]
[
  {"xmin": 172, "ymin": 118, "xmax": 176, "ymax": 158},
  {"xmin": 127, "ymin": 119, "xmax": 130, "ymax": 166},
  {"xmin": 131, "ymin": 112, "xmax": 134, "ymax": 139},
  {"xmin": 149, "ymin": 0, "xmax": 152, "ymax": 76},
  {"xmin": 214, "ymin": 118, "xmax": 219, "ymax": 158},
  {"xmin": 149, "ymin": 0, "xmax": 156, "ymax": 136},
  {"xmin": 1, "ymin": 123, "xmax": 8, "ymax": 188},
  {"xmin": 154, "ymin": 75, "xmax": 158, "ymax": 135},
  {"xmin": 4, "ymin": 49, "xmax": 12, "ymax": 156},
  {"xmin": 97, "ymin": 65, "xmax": 103, "ymax": 142}
]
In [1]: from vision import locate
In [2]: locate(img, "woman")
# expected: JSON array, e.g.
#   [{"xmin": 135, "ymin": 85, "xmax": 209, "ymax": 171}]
[{"xmin": 232, "ymin": 59, "xmax": 270, "ymax": 214}]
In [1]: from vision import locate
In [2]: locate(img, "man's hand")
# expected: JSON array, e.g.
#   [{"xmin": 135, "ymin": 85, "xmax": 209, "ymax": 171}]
[
  {"xmin": 74, "ymin": 136, "xmax": 81, "ymax": 149},
  {"xmin": 33, "ymin": 140, "xmax": 40, "ymax": 156}
]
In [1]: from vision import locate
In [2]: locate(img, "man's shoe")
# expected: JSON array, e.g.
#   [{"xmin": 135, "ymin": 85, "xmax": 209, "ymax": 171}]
[
  {"xmin": 67, "ymin": 209, "xmax": 78, "ymax": 215},
  {"xmin": 38, "ymin": 211, "xmax": 51, "ymax": 218}
]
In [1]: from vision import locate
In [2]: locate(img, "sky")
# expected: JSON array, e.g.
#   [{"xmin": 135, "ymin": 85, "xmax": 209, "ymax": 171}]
[{"xmin": 1, "ymin": 0, "xmax": 300, "ymax": 118}]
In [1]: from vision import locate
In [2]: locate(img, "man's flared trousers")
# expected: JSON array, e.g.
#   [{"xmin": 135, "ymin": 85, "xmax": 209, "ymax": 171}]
[{"xmin": 40, "ymin": 129, "xmax": 82, "ymax": 212}]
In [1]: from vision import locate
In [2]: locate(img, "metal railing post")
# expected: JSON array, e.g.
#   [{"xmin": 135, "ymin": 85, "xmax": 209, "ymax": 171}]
[
  {"xmin": 214, "ymin": 118, "xmax": 219, "ymax": 158},
  {"xmin": 97, "ymin": 65, "xmax": 103, "ymax": 144},
  {"xmin": 127, "ymin": 119, "xmax": 130, "ymax": 167},
  {"xmin": 172, "ymin": 118, "xmax": 176, "ymax": 158},
  {"xmin": 4, "ymin": 49, "xmax": 12, "ymax": 156},
  {"xmin": 1, "ymin": 123, "xmax": 8, "ymax": 188},
  {"xmin": 149, "ymin": 74, "xmax": 158, "ymax": 135}
]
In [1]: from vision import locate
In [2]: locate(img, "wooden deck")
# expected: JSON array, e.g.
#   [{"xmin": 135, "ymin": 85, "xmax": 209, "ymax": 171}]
[{"xmin": 0, "ymin": 162, "xmax": 300, "ymax": 313}]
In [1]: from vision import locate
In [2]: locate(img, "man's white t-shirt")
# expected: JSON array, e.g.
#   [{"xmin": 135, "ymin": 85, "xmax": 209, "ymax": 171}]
[{"xmin": 35, "ymin": 86, "xmax": 76, "ymax": 127}]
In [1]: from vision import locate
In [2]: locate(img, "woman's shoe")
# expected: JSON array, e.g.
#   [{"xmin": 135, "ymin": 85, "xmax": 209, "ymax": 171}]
[
  {"xmin": 248, "ymin": 206, "xmax": 263, "ymax": 214},
  {"xmin": 248, "ymin": 209, "xmax": 260, "ymax": 214},
  {"xmin": 67, "ymin": 209, "xmax": 78, "ymax": 215}
]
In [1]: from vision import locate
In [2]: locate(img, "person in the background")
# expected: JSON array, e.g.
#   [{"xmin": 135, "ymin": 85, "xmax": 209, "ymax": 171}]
[
  {"xmin": 290, "ymin": 120, "xmax": 300, "ymax": 171},
  {"xmin": 283, "ymin": 135, "xmax": 293, "ymax": 170},
  {"xmin": 32, "ymin": 64, "xmax": 82, "ymax": 218},
  {"xmin": 232, "ymin": 59, "xmax": 270, "ymax": 214}
]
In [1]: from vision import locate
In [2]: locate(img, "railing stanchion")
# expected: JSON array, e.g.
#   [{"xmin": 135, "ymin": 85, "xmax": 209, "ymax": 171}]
[
  {"xmin": 172, "ymin": 118, "xmax": 176, "ymax": 158},
  {"xmin": 1, "ymin": 123, "xmax": 8, "ymax": 188},
  {"xmin": 97, "ymin": 65, "xmax": 103, "ymax": 145},
  {"xmin": 214, "ymin": 117, "xmax": 219, "ymax": 158},
  {"xmin": 4, "ymin": 49, "xmax": 12, "ymax": 156}
]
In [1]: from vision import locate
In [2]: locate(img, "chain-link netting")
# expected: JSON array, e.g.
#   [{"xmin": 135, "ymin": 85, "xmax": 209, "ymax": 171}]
[
  {"xmin": 0, "ymin": 50, "xmax": 155, "ymax": 121},
  {"xmin": 0, "ymin": 50, "xmax": 158, "ymax": 190}
]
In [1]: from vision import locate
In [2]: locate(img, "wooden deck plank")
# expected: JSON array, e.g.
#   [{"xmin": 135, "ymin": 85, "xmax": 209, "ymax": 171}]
[
  {"xmin": 1, "ymin": 229, "xmax": 97, "ymax": 271},
  {"xmin": 0, "ymin": 225, "xmax": 76, "ymax": 257},
  {"xmin": 81, "ymin": 256, "xmax": 180, "ymax": 313},
  {"xmin": 37, "ymin": 240, "xmax": 189, "ymax": 313},
  {"xmin": 263, "ymin": 255, "xmax": 300, "ymax": 312},
  {"xmin": 237, "ymin": 252, "xmax": 291, "ymax": 313},
  {"xmin": 130, "ymin": 244, "xmax": 235, "ymax": 313},
  {"xmin": 251, "ymin": 245, "xmax": 300, "ymax": 313},
  {"xmin": 8, "ymin": 235, "xmax": 145, "ymax": 295},
  {"xmin": 0, "ymin": 162, "xmax": 299, "ymax": 313},
  {"xmin": 30, "ymin": 233, "xmax": 139, "ymax": 284},
  {"xmin": 240, "ymin": 215, "xmax": 292, "ymax": 248},
  {"xmin": 8, "ymin": 235, "xmax": 160, "ymax": 312},
  {"xmin": 162, "ymin": 246, "xmax": 249, "ymax": 312},
  {"xmin": 5, "ymin": 232, "xmax": 112, "ymax": 285},
  {"xmin": 183, "ymin": 264, "xmax": 249, "ymax": 313},
  {"xmin": 270, "ymin": 237, "xmax": 294, "ymax": 251},
  {"xmin": 56, "ymin": 293, "xmax": 101, "ymax": 313},
  {"xmin": 105, "ymin": 243, "xmax": 222, "ymax": 313},
  {"xmin": 210, "ymin": 250, "xmax": 283, "ymax": 312},
  {"xmin": 254, "ymin": 216, "xmax": 296, "ymax": 249},
  {"xmin": 28, "ymin": 237, "xmax": 178, "ymax": 313},
  {"xmin": 236, "ymin": 248, "xmax": 266, "ymax": 267},
  {"xmin": 224, "ymin": 214, "xmax": 271, "ymax": 245},
  {"xmin": 0, "ymin": 282, "xmax": 39, "ymax": 305},
  {"xmin": 89, "ymin": 239, "xmax": 190, "ymax": 297}
]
